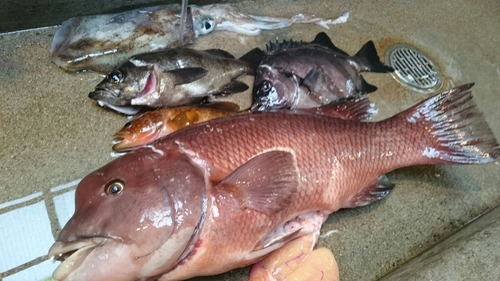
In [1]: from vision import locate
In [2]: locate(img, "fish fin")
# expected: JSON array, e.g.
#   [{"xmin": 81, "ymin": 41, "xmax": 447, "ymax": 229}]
[
  {"xmin": 300, "ymin": 96, "xmax": 378, "ymax": 121},
  {"xmin": 248, "ymin": 212, "xmax": 325, "ymax": 261},
  {"xmin": 239, "ymin": 47, "xmax": 266, "ymax": 75},
  {"xmin": 166, "ymin": 67, "xmax": 208, "ymax": 85},
  {"xmin": 301, "ymin": 67, "xmax": 352, "ymax": 100},
  {"xmin": 266, "ymin": 39, "xmax": 305, "ymax": 53},
  {"xmin": 249, "ymin": 233, "xmax": 319, "ymax": 281},
  {"xmin": 358, "ymin": 74, "xmax": 379, "ymax": 94},
  {"xmin": 204, "ymin": 49, "xmax": 236, "ymax": 59},
  {"xmin": 400, "ymin": 83, "xmax": 500, "ymax": 164},
  {"xmin": 353, "ymin": 41, "xmax": 394, "ymax": 73},
  {"xmin": 218, "ymin": 80, "xmax": 249, "ymax": 94},
  {"xmin": 343, "ymin": 175, "xmax": 395, "ymax": 208},
  {"xmin": 312, "ymin": 32, "xmax": 349, "ymax": 55},
  {"xmin": 301, "ymin": 66, "xmax": 326, "ymax": 93},
  {"xmin": 215, "ymin": 150, "xmax": 299, "ymax": 215}
]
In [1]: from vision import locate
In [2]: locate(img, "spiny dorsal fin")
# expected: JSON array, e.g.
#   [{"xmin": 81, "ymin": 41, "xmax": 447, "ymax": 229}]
[{"xmin": 266, "ymin": 39, "xmax": 306, "ymax": 53}]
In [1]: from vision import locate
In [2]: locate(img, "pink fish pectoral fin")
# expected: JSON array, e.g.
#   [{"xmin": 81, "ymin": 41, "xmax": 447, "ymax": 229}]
[
  {"xmin": 343, "ymin": 174, "xmax": 395, "ymax": 208},
  {"xmin": 249, "ymin": 233, "xmax": 317, "ymax": 280},
  {"xmin": 251, "ymin": 211, "xmax": 326, "ymax": 262},
  {"xmin": 215, "ymin": 150, "xmax": 299, "ymax": 215}
]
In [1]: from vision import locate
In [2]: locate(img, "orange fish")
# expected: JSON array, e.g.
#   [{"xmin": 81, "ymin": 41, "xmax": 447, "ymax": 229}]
[
  {"xmin": 113, "ymin": 97, "xmax": 377, "ymax": 152},
  {"xmin": 112, "ymin": 106, "xmax": 237, "ymax": 151}
]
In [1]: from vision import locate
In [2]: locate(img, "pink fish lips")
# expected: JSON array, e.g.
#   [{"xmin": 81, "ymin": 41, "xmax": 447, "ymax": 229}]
[
  {"xmin": 49, "ymin": 238, "xmax": 107, "ymax": 280},
  {"xmin": 49, "ymin": 83, "xmax": 499, "ymax": 281},
  {"xmin": 131, "ymin": 68, "xmax": 160, "ymax": 106}
]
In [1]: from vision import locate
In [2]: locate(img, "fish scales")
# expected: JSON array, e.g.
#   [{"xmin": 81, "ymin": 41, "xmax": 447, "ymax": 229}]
[
  {"xmin": 157, "ymin": 86, "xmax": 497, "ymax": 280},
  {"xmin": 49, "ymin": 84, "xmax": 499, "ymax": 281}
]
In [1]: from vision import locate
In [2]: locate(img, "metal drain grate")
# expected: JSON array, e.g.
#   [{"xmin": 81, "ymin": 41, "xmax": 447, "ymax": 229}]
[{"xmin": 385, "ymin": 44, "xmax": 442, "ymax": 93}]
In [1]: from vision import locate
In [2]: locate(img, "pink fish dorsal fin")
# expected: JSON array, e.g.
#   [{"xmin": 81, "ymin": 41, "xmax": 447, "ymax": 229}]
[
  {"xmin": 215, "ymin": 150, "xmax": 299, "ymax": 215},
  {"xmin": 299, "ymin": 96, "xmax": 377, "ymax": 121}
]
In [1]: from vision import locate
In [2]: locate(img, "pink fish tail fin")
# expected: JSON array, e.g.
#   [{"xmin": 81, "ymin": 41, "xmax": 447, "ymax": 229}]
[{"xmin": 403, "ymin": 83, "xmax": 499, "ymax": 164}]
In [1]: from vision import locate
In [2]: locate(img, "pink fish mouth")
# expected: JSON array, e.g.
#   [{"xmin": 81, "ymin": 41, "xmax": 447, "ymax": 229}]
[
  {"xmin": 48, "ymin": 237, "xmax": 107, "ymax": 281},
  {"xmin": 131, "ymin": 69, "xmax": 158, "ymax": 106}
]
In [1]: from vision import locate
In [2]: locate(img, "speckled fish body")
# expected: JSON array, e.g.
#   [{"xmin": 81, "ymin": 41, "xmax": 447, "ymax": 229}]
[
  {"xmin": 252, "ymin": 32, "xmax": 394, "ymax": 111},
  {"xmin": 112, "ymin": 106, "xmax": 238, "ymax": 152},
  {"xmin": 51, "ymin": 4, "xmax": 199, "ymax": 74},
  {"xmin": 88, "ymin": 48, "xmax": 251, "ymax": 114},
  {"xmin": 49, "ymin": 84, "xmax": 498, "ymax": 281}
]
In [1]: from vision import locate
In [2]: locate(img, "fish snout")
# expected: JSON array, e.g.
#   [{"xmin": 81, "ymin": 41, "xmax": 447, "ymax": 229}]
[
  {"xmin": 88, "ymin": 87, "xmax": 127, "ymax": 104},
  {"xmin": 252, "ymin": 80, "xmax": 288, "ymax": 111}
]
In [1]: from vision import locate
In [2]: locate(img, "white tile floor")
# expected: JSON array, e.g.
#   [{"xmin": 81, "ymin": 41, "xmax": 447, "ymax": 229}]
[{"xmin": 0, "ymin": 180, "xmax": 79, "ymax": 280}]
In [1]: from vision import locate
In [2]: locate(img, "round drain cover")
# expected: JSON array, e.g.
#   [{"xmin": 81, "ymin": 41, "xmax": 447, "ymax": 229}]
[{"xmin": 385, "ymin": 44, "xmax": 442, "ymax": 93}]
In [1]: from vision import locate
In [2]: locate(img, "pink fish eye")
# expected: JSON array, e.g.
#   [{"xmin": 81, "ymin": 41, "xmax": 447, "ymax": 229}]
[{"xmin": 105, "ymin": 180, "xmax": 124, "ymax": 196}]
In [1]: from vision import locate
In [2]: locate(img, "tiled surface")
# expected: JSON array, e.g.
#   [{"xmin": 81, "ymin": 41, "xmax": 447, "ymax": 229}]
[{"xmin": 0, "ymin": 182, "xmax": 77, "ymax": 280}]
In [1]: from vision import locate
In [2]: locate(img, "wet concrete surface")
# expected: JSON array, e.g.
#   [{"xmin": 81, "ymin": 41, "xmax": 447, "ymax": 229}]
[
  {"xmin": 380, "ymin": 204, "xmax": 500, "ymax": 281},
  {"xmin": 0, "ymin": 0, "xmax": 499, "ymax": 280}
]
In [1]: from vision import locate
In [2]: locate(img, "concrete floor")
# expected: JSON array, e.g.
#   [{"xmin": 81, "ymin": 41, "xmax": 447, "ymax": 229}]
[{"xmin": 0, "ymin": 0, "xmax": 499, "ymax": 280}]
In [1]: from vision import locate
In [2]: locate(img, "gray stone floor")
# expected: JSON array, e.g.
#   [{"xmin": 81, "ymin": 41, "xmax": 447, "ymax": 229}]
[{"xmin": 0, "ymin": 1, "xmax": 499, "ymax": 280}]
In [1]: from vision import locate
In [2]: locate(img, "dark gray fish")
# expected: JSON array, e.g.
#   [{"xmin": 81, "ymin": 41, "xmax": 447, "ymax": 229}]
[
  {"xmin": 89, "ymin": 48, "xmax": 252, "ymax": 114},
  {"xmin": 252, "ymin": 32, "xmax": 394, "ymax": 111}
]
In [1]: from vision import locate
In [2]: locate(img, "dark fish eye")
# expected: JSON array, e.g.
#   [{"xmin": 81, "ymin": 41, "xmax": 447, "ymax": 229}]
[
  {"xmin": 109, "ymin": 70, "xmax": 124, "ymax": 84},
  {"xmin": 204, "ymin": 21, "xmax": 212, "ymax": 30},
  {"xmin": 124, "ymin": 121, "xmax": 133, "ymax": 128},
  {"xmin": 105, "ymin": 180, "xmax": 124, "ymax": 196},
  {"xmin": 261, "ymin": 81, "xmax": 273, "ymax": 93}
]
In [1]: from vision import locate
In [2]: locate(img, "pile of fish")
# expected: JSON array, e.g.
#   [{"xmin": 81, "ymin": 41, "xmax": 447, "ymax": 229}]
[{"xmin": 46, "ymin": 2, "xmax": 500, "ymax": 281}]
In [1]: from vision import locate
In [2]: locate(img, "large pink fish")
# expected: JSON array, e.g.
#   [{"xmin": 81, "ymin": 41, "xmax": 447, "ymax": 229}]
[{"xmin": 48, "ymin": 84, "xmax": 498, "ymax": 281}]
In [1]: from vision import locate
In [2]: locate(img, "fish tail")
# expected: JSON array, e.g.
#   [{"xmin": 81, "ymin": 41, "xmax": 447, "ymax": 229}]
[
  {"xmin": 401, "ymin": 83, "xmax": 499, "ymax": 164},
  {"xmin": 239, "ymin": 47, "xmax": 266, "ymax": 75},
  {"xmin": 354, "ymin": 41, "xmax": 394, "ymax": 73}
]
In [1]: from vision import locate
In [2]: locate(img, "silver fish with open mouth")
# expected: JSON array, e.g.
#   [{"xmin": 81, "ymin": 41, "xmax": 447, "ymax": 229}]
[
  {"xmin": 89, "ymin": 48, "xmax": 253, "ymax": 115},
  {"xmin": 252, "ymin": 32, "xmax": 394, "ymax": 111}
]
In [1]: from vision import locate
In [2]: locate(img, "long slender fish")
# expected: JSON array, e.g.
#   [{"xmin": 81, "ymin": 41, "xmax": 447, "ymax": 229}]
[
  {"xmin": 48, "ymin": 84, "xmax": 498, "ymax": 281},
  {"xmin": 51, "ymin": 4, "xmax": 349, "ymax": 73}
]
